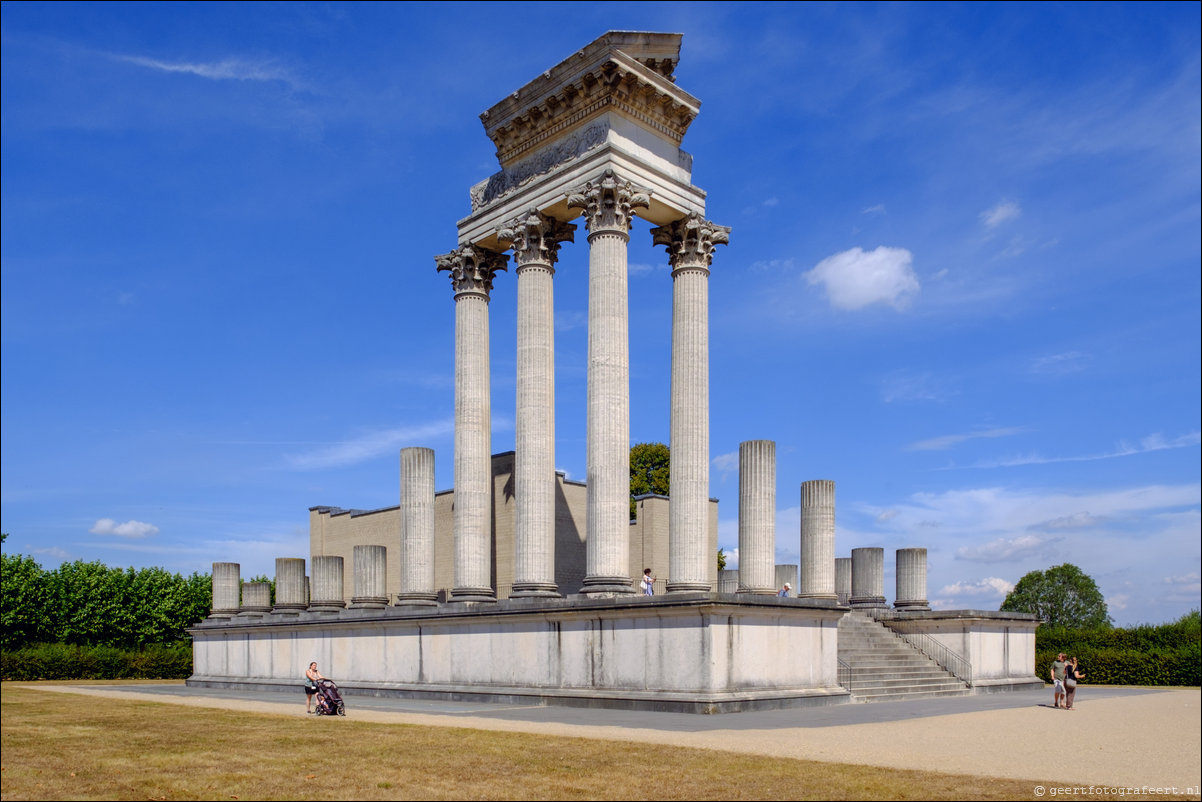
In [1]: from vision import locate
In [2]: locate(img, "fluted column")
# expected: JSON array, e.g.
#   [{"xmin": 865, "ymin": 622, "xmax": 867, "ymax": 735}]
[
  {"xmin": 895, "ymin": 547, "xmax": 931, "ymax": 611},
  {"xmin": 835, "ymin": 557, "xmax": 852, "ymax": 605},
  {"xmin": 210, "ymin": 562, "xmax": 240, "ymax": 618},
  {"xmin": 499, "ymin": 210, "xmax": 575, "ymax": 598},
  {"xmin": 239, "ymin": 581, "xmax": 271, "ymax": 617},
  {"xmin": 652, "ymin": 212, "xmax": 731, "ymax": 593},
  {"xmin": 398, "ymin": 446, "xmax": 437, "ymax": 605},
  {"xmin": 850, "ymin": 547, "xmax": 886, "ymax": 609},
  {"xmin": 309, "ymin": 556, "xmax": 345, "ymax": 612},
  {"xmin": 567, "ymin": 170, "xmax": 648, "ymax": 596},
  {"xmin": 350, "ymin": 544, "xmax": 388, "ymax": 609},
  {"xmin": 273, "ymin": 558, "xmax": 307, "ymax": 614},
  {"xmin": 437, "ymin": 245, "xmax": 508, "ymax": 602},
  {"xmin": 736, "ymin": 439, "xmax": 776, "ymax": 595},
  {"xmin": 799, "ymin": 480, "xmax": 837, "ymax": 599}
]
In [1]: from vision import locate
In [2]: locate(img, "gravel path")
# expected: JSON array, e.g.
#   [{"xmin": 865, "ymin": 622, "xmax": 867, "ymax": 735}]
[{"xmin": 24, "ymin": 683, "xmax": 1201, "ymax": 792}]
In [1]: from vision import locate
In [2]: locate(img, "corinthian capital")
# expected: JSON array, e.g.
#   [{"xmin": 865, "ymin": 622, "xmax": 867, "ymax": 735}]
[
  {"xmin": 650, "ymin": 212, "xmax": 731, "ymax": 272},
  {"xmin": 497, "ymin": 209, "xmax": 577, "ymax": 267},
  {"xmin": 435, "ymin": 244, "xmax": 509, "ymax": 298},
  {"xmin": 565, "ymin": 169, "xmax": 650, "ymax": 234}
]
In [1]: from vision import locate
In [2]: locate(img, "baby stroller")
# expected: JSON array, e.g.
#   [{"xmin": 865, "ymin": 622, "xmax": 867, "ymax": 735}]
[{"xmin": 314, "ymin": 677, "xmax": 346, "ymax": 716}]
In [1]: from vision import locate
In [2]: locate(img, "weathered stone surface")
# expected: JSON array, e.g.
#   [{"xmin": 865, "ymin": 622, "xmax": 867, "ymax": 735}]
[
  {"xmin": 350, "ymin": 545, "xmax": 388, "ymax": 609},
  {"xmin": 309, "ymin": 556, "xmax": 345, "ymax": 612},
  {"xmin": 850, "ymin": 547, "xmax": 887, "ymax": 609},
  {"xmin": 895, "ymin": 547, "xmax": 931, "ymax": 611},
  {"xmin": 398, "ymin": 447, "xmax": 437, "ymax": 605},
  {"xmin": 799, "ymin": 480, "xmax": 837, "ymax": 599},
  {"xmin": 737, "ymin": 440, "xmax": 776, "ymax": 595},
  {"xmin": 273, "ymin": 558, "xmax": 307, "ymax": 614},
  {"xmin": 210, "ymin": 562, "xmax": 240, "ymax": 618}
]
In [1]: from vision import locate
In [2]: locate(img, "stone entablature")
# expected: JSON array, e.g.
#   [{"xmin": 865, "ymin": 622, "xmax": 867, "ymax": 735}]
[{"xmin": 480, "ymin": 32, "xmax": 697, "ymax": 169}]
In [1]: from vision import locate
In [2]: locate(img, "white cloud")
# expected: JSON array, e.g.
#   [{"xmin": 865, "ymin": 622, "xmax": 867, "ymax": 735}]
[
  {"xmin": 862, "ymin": 204, "xmax": 886, "ymax": 215},
  {"xmin": 628, "ymin": 262, "xmax": 665, "ymax": 276},
  {"xmin": 805, "ymin": 246, "xmax": 919, "ymax": 310},
  {"xmin": 762, "ymin": 197, "xmax": 779, "ymax": 207},
  {"xmin": 907, "ymin": 426, "xmax": 1027, "ymax": 452},
  {"xmin": 980, "ymin": 200, "xmax": 1021, "ymax": 228},
  {"xmin": 1035, "ymin": 512, "xmax": 1104, "ymax": 530},
  {"xmin": 956, "ymin": 535, "xmax": 1050, "ymax": 563},
  {"xmin": 963, "ymin": 431, "xmax": 1201, "ymax": 469},
  {"xmin": 286, "ymin": 419, "xmax": 456, "ymax": 470},
  {"xmin": 90, "ymin": 518, "xmax": 159, "ymax": 538},
  {"xmin": 111, "ymin": 54, "xmax": 298, "ymax": 86},
  {"xmin": 31, "ymin": 546, "xmax": 70, "ymax": 560},
  {"xmin": 876, "ymin": 509, "xmax": 899, "ymax": 523},
  {"xmin": 712, "ymin": 451, "xmax": 739, "ymax": 481},
  {"xmin": 938, "ymin": 577, "xmax": 1015, "ymax": 597},
  {"xmin": 1032, "ymin": 351, "xmax": 1087, "ymax": 374}
]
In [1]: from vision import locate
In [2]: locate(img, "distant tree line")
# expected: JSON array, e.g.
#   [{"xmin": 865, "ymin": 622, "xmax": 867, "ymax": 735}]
[{"xmin": 1, "ymin": 548, "xmax": 211, "ymax": 651}]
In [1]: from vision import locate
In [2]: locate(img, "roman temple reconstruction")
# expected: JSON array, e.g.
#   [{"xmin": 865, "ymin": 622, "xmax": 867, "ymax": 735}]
[{"xmin": 189, "ymin": 31, "xmax": 1041, "ymax": 713}]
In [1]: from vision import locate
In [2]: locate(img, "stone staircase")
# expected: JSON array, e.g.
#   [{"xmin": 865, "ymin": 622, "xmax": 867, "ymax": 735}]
[{"xmin": 837, "ymin": 611, "xmax": 970, "ymax": 702}]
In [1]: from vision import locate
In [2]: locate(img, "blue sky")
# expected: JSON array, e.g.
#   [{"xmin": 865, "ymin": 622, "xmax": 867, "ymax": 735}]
[{"xmin": 2, "ymin": 2, "xmax": 1198, "ymax": 627}]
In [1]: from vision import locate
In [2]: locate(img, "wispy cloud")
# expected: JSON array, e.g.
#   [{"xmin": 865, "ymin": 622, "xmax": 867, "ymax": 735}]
[
  {"xmin": 805, "ymin": 246, "xmax": 919, "ymax": 310},
  {"xmin": 880, "ymin": 370, "xmax": 952, "ymax": 403},
  {"xmin": 90, "ymin": 518, "xmax": 159, "ymax": 538},
  {"xmin": 938, "ymin": 577, "xmax": 1015, "ymax": 597},
  {"xmin": 286, "ymin": 419, "xmax": 456, "ymax": 470},
  {"xmin": 712, "ymin": 450, "xmax": 739, "ymax": 481},
  {"xmin": 907, "ymin": 426, "xmax": 1027, "ymax": 452},
  {"xmin": 960, "ymin": 431, "xmax": 1201, "ymax": 469},
  {"xmin": 110, "ymin": 53, "xmax": 301, "ymax": 88},
  {"xmin": 956, "ymin": 534, "xmax": 1052, "ymax": 563},
  {"xmin": 749, "ymin": 258, "xmax": 796, "ymax": 273},
  {"xmin": 980, "ymin": 200, "xmax": 1021, "ymax": 229},
  {"xmin": 862, "ymin": 204, "xmax": 886, "ymax": 214},
  {"xmin": 1032, "ymin": 351, "xmax": 1087, "ymax": 375}
]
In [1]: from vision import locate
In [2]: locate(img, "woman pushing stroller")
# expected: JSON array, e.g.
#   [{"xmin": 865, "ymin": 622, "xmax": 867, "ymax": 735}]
[
  {"xmin": 305, "ymin": 661, "xmax": 346, "ymax": 716},
  {"xmin": 305, "ymin": 662, "xmax": 325, "ymax": 714}
]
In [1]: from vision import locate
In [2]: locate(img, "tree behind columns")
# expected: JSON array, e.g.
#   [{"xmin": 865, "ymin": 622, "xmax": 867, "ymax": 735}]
[
  {"xmin": 1001, "ymin": 563, "xmax": 1112, "ymax": 629},
  {"xmin": 630, "ymin": 442, "xmax": 670, "ymax": 521}
]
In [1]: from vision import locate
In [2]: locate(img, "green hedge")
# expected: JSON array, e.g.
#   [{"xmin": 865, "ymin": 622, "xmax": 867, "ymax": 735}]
[
  {"xmin": 1034, "ymin": 612, "xmax": 1201, "ymax": 687},
  {"xmin": 0, "ymin": 642, "xmax": 193, "ymax": 681}
]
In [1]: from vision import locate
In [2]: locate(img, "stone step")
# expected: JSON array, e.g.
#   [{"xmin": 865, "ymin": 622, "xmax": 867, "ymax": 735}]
[
  {"xmin": 844, "ymin": 676, "xmax": 962, "ymax": 689},
  {"xmin": 843, "ymin": 668, "xmax": 955, "ymax": 680},
  {"xmin": 852, "ymin": 687, "xmax": 972, "ymax": 703}
]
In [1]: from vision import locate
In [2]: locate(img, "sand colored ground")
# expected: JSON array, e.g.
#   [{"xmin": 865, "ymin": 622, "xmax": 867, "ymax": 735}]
[{"xmin": 22, "ymin": 684, "xmax": 1202, "ymax": 793}]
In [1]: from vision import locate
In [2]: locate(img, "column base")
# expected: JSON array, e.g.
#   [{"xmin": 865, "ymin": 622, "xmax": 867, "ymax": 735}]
[
  {"xmin": 666, "ymin": 582, "xmax": 712, "ymax": 594},
  {"xmin": 510, "ymin": 583, "xmax": 562, "ymax": 599},
  {"xmin": 308, "ymin": 602, "xmax": 345, "ymax": 613},
  {"xmin": 579, "ymin": 576, "xmax": 634, "ymax": 596},
  {"xmin": 797, "ymin": 593, "xmax": 838, "ymax": 601},
  {"xmin": 894, "ymin": 600, "xmax": 931, "ymax": 611},
  {"xmin": 395, "ymin": 593, "xmax": 439, "ymax": 607},
  {"xmin": 349, "ymin": 597, "xmax": 389, "ymax": 609},
  {"xmin": 736, "ymin": 587, "xmax": 777, "ymax": 596},
  {"xmin": 449, "ymin": 587, "xmax": 497, "ymax": 603},
  {"xmin": 849, "ymin": 596, "xmax": 887, "ymax": 609},
  {"xmin": 270, "ymin": 604, "xmax": 306, "ymax": 616},
  {"xmin": 207, "ymin": 610, "xmax": 239, "ymax": 619}
]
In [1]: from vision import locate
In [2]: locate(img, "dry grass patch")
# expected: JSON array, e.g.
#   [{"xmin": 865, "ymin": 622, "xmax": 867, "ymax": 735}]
[{"xmin": 0, "ymin": 683, "xmax": 1192, "ymax": 801}]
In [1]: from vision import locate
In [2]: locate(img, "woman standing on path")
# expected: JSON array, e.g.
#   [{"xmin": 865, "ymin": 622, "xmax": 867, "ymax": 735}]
[
  {"xmin": 1064, "ymin": 656, "xmax": 1086, "ymax": 710},
  {"xmin": 305, "ymin": 662, "xmax": 326, "ymax": 714}
]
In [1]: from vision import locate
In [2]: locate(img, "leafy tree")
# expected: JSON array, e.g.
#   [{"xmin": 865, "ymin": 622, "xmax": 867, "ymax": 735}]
[
  {"xmin": 1001, "ymin": 563, "xmax": 1112, "ymax": 628},
  {"xmin": 717, "ymin": 547, "xmax": 727, "ymax": 572},
  {"xmin": 630, "ymin": 442, "xmax": 670, "ymax": 521},
  {"xmin": 1, "ymin": 551, "xmax": 51, "ymax": 649}
]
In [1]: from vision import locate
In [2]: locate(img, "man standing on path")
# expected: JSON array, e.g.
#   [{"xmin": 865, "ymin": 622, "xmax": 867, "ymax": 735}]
[{"xmin": 1051, "ymin": 652, "xmax": 1067, "ymax": 709}]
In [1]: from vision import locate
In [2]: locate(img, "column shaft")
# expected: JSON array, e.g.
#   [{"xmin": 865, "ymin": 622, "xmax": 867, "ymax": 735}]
[
  {"xmin": 309, "ymin": 556, "xmax": 345, "ymax": 612},
  {"xmin": 585, "ymin": 229, "xmax": 631, "ymax": 590},
  {"xmin": 210, "ymin": 562, "xmax": 240, "ymax": 618},
  {"xmin": 350, "ymin": 544, "xmax": 388, "ymax": 609},
  {"xmin": 273, "ymin": 558, "xmax": 307, "ymax": 613},
  {"xmin": 399, "ymin": 446, "xmax": 437, "ymax": 604},
  {"xmin": 737, "ymin": 440, "xmax": 776, "ymax": 595},
  {"xmin": 895, "ymin": 547, "xmax": 931, "ymax": 610},
  {"xmin": 668, "ymin": 265, "xmax": 710, "ymax": 590},
  {"xmin": 835, "ymin": 557, "xmax": 852, "ymax": 605},
  {"xmin": 437, "ymin": 245, "xmax": 507, "ymax": 603},
  {"xmin": 799, "ymin": 479, "xmax": 837, "ymax": 599},
  {"xmin": 850, "ymin": 547, "xmax": 886, "ymax": 609}
]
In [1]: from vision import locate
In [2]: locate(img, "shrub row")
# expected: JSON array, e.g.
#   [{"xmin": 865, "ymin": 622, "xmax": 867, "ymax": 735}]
[
  {"xmin": 0, "ymin": 642, "xmax": 193, "ymax": 681},
  {"xmin": 1035, "ymin": 644, "xmax": 1201, "ymax": 687}
]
